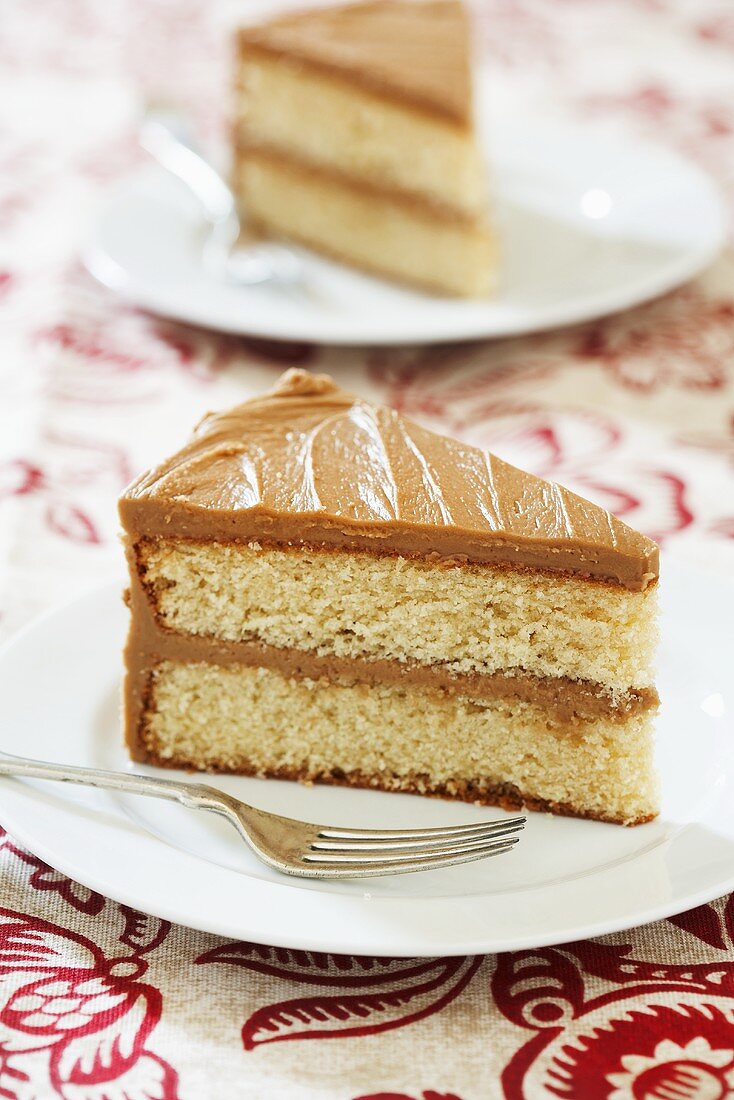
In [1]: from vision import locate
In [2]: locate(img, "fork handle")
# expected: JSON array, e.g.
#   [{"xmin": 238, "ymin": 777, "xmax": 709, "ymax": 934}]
[
  {"xmin": 0, "ymin": 751, "xmax": 223, "ymax": 812},
  {"xmin": 140, "ymin": 115, "xmax": 235, "ymax": 224}
]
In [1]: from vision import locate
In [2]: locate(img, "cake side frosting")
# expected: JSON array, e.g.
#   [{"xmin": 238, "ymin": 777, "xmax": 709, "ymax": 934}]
[{"xmin": 119, "ymin": 369, "xmax": 659, "ymax": 590}]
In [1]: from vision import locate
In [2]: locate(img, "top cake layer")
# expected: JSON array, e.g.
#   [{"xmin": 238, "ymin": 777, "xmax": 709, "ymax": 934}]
[
  {"xmin": 238, "ymin": 0, "xmax": 473, "ymax": 125},
  {"xmin": 120, "ymin": 370, "xmax": 659, "ymax": 590}
]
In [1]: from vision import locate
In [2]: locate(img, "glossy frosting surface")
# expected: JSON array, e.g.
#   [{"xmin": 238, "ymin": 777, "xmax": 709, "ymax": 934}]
[
  {"xmin": 120, "ymin": 370, "xmax": 659, "ymax": 590},
  {"xmin": 238, "ymin": 0, "xmax": 473, "ymax": 124}
]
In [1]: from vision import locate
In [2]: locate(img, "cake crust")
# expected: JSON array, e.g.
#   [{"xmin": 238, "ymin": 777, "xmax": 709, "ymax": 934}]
[{"xmin": 138, "ymin": 743, "xmax": 655, "ymax": 828}]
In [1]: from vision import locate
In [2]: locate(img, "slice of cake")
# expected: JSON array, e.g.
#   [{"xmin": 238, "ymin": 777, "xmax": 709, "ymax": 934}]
[
  {"xmin": 120, "ymin": 369, "xmax": 660, "ymax": 825},
  {"xmin": 233, "ymin": 0, "xmax": 496, "ymax": 297}
]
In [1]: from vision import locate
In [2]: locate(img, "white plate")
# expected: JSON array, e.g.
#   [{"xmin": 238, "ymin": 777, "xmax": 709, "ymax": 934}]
[
  {"xmin": 0, "ymin": 559, "xmax": 732, "ymax": 956},
  {"xmin": 83, "ymin": 110, "xmax": 725, "ymax": 346}
]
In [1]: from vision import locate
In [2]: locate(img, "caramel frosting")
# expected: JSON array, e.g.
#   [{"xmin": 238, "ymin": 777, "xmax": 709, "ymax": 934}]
[
  {"xmin": 233, "ymin": 142, "xmax": 483, "ymax": 225},
  {"xmin": 122, "ymin": 575, "xmax": 658, "ymax": 757},
  {"xmin": 238, "ymin": 0, "xmax": 473, "ymax": 125},
  {"xmin": 119, "ymin": 369, "xmax": 659, "ymax": 590}
]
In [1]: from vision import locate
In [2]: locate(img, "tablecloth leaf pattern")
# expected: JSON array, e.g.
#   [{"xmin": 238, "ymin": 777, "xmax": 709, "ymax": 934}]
[
  {"xmin": 196, "ymin": 947, "xmax": 483, "ymax": 1050},
  {"xmin": 2, "ymin": 1, "xmax": 734, "ymax": 1096}
]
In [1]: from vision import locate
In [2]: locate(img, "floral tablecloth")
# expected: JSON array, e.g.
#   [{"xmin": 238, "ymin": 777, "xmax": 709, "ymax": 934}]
[{"xmin": 2, "ymin": 1, "xmax": 734, "ymax": 1097}]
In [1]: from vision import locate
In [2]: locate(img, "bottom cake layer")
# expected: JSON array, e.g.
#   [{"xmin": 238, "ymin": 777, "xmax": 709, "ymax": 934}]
[
  {"xmin": 134, "ymin": 660, "xmax": 659, "ymax": 826},
  {"xmin": 233, "ymin": 148, "xmax": 496, "ymax": 297}
]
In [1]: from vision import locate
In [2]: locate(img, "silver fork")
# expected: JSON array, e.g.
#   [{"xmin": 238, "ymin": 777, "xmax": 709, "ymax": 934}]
[
  {"xmin": 0, "ymin": 752, "xmax": 525, "ymax": 879},
  {"xmin": 139, "ymin": 105, "xmax": 314, "ymax": 296}
]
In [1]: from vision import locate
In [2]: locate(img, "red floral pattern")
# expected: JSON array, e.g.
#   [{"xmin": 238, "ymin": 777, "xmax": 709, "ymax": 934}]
[
  {"xmin": 573, "ymin": 292, "xmax": 734, "ymax": 394},
  {"xmin": 2, "ymin": 0, "xmax": 734, "ymax": 1096},
  {"xmin": 494, "ymin": 901, "xmax": 734, "ymax": 1099},
  {"xmin": 354, "ymin": 1093, "xmax": 464, "ymax": 1100},
  {"xmin": 197, "ymin": 944, "xmax": 481, "ymax": 1049},
  {"xmin": 0, "ymin": 905, "xmax": 178, "ymax": 1099}
]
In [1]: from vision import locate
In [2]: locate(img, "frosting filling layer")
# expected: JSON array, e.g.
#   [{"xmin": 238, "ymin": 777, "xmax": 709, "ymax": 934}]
[
  {"xmin": 123, "ymin": 503, "xmax": 656, "ymax": 588},
  {"xmin": 123, "ymin": 574, "xmax": 658, "ymax": 757},
  {"xmin": 126, "ymin": 623, "xmax": 657, "ymax": 721},
  {"xmin": 232, "ymin": 151, "xmax": 494, "ymax": 297},
  {"xmin": 234, "ymin": 140, "xmax": 487, "ymax": 224}
]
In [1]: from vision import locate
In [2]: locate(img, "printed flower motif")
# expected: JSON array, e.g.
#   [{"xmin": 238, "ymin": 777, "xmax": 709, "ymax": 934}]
[
  {"xmin": 575, "ymin": 294, "xmax": 734, "ymax": 394},
  {"xmin": 710, "ymin": 516, "xmax": 734, "ymax": 539},
  {"xmin": 697, "ymin": 12, "xmax": 734, "ymax": 51},
  {"xmin": 45, "ymin": 503, "xmax": 101, "ymax": 545},
  {"xmin": 668, "ymin": 896, "xmax": 734, "ymax": 953},
  {"xmin": 679, "ymin": 412, "xmax": 734, "ymax": 465},
  {"xmin": 607, "ymin": 1036, "xmax": 734, "ymax": 1100},
  {"xmin": 580, "ymin": 81, "xmax": 734, "ymax": 181},
  {"xmin": 58, "ymin": 1052, "xmax": 178, "ymax": 1100},
  {"xmin": 24, "ymin": 868, "xmax": 105, "ymax": 918},
  {"xmin": 367, "ymin": 344, "xmax": 561, "ymax": 421},
  {"xmin": 0, "ymin": 908, "xmax": 178, "ymax": 1100},
  {"xmin": 118, "ymin": 909, "xmax": 171, "ymax": 957},
  {"xmin": 473, "ymin": 0, "xmax": 560, "ymax": 70},
  {"xmin": 0, "ymin": 429, "xmax": 138, "ymax": 546},
  {"xmin": 34, "ymin": 298, "xmax": 232, "ymax": 407},
  {"xmin": 0, "ymin": 453, "xmax": 103, "ymax": 545},
  {"xmin": 494, "ymin": 898, "xmax": 734, "ymax": 1099},
  {"xmin": 240, "ymin": 336, "xmax": 317, "ymax": 365},
  {"xmin": 523, "ymin": 1000, "xmax": 734, "ymax": 1100}
]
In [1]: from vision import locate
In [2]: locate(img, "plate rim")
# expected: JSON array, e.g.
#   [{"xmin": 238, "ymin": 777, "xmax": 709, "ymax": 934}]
[
  {"xmin": 4, "ymin": 791, "xmax": 734, "ymax": 958},
  {"xmin": 0, "ymin": 564, "xmax": 732, "ymax": 956},
  {"xmin": 82, "ymin": 121, "xmax": 727, "ymax": 347}
]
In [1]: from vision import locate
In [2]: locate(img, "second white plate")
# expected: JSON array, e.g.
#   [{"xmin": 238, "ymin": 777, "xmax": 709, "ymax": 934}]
[
  {"xmin": 84, "ymin": 111, "xmax": 725, "ymax": 346},
  {"xmin": 0, "ymin": 558, "xmax": 732, "ymax": 956}
]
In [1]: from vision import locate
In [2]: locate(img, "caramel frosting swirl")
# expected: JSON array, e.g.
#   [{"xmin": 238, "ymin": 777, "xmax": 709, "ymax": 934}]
[{"xmin": 120, "ymin": 369, "xmax": 659, "ymax": 590}]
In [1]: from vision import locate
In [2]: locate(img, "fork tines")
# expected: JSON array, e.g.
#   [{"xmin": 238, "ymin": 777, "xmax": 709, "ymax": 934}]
[{"xmin": 301, "ymin": 815, "xmax": 525, "ymax": 876}]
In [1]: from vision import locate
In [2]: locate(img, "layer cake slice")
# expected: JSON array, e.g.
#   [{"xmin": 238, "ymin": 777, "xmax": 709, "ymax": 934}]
[
  {"xmin": 120, "ymin": 369, "xmax": 660, "ymax": 825},
  {"xmin": 234, "ymin": 0, "xmax": 495, "ymax": 296}
]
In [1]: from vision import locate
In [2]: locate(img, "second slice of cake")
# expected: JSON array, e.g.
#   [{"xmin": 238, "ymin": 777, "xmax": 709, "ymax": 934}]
[
  {"xmin": 120, "ymin": 370, "xmax": 660, "ymax": 826},
  {"xmin": 234, "ymin": 0, "xmax": 496, "ymax": 296}
]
